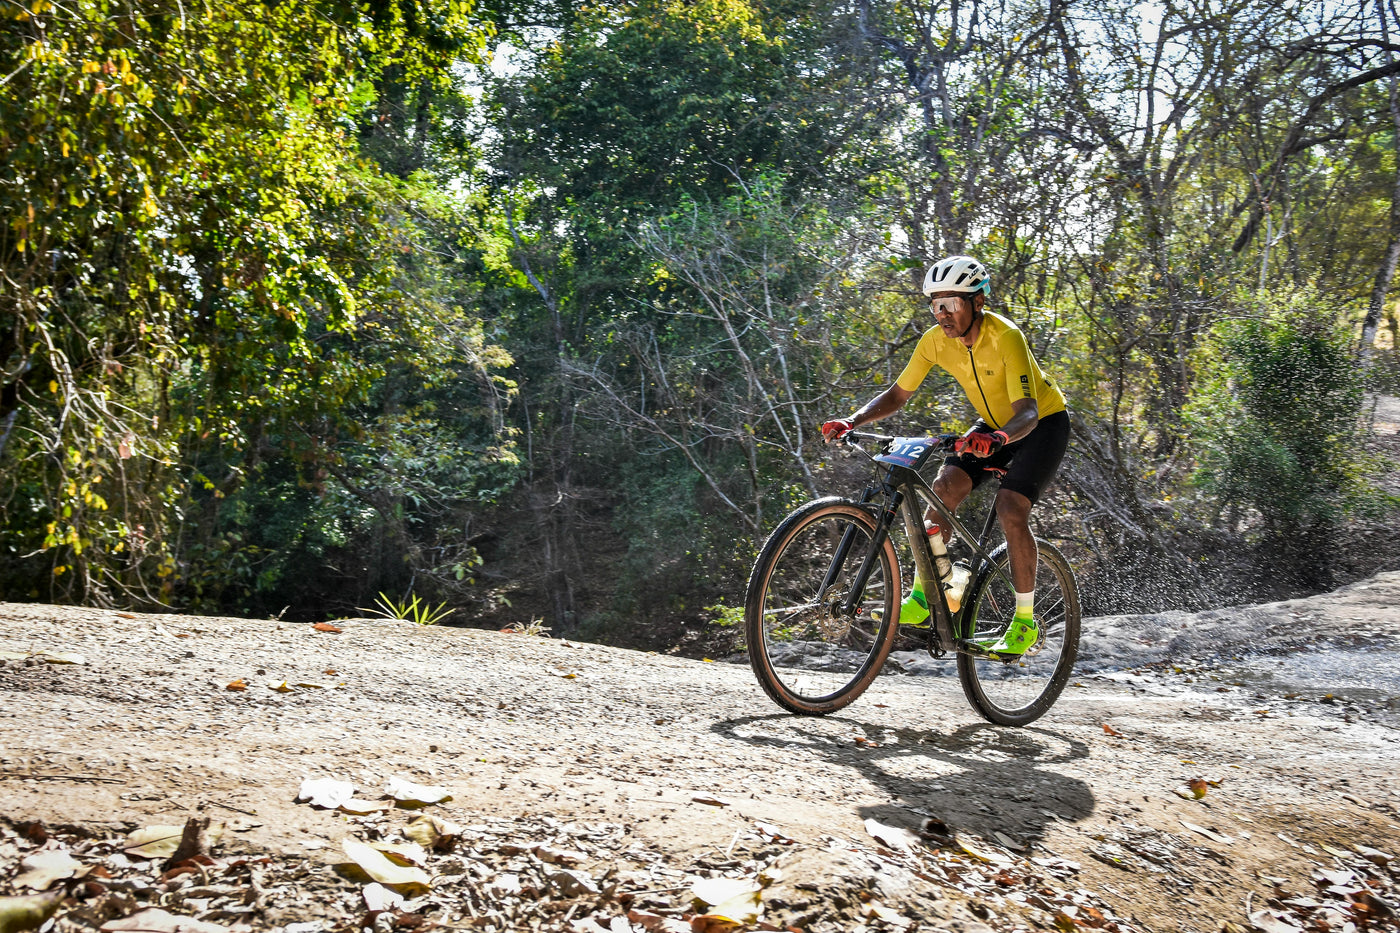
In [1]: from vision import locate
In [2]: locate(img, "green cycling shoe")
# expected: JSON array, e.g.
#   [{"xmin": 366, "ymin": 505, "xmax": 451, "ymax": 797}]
[
  {"xmin": 873, "ymin": 580, "xmax": 933, "ymax": 628},
  {"xmin": 973, "ymin": 615, "xmax": 1040, "ymax": 657}
]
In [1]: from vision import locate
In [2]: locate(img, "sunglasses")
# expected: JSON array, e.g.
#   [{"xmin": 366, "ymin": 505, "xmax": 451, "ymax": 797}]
[{"xmin": 929, "ymin": 296, "xmax": 968, "ymax": 317}]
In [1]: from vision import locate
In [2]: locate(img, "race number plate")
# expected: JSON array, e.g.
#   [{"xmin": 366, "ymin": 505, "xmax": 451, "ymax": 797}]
[{"xmin": 873, "ymin": 436, "xmax": 944, "ymax": 471}]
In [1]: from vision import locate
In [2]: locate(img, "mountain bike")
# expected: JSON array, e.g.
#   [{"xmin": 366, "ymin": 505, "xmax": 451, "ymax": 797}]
[{"xmin": 743, "ymin": 431, "xmax": 1080, "ymax": 726}]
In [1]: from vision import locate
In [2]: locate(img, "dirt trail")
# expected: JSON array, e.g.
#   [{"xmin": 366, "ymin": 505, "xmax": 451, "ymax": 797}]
[{"xmin": 2, "ymin": 577, "xmax": 1399, "ymax": 933}]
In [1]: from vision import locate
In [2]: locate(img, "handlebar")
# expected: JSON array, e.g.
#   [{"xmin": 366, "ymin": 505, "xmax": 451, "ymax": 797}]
[{"xmin": 842, "ymin": 430, "xmax": 959, "ymax": 450}]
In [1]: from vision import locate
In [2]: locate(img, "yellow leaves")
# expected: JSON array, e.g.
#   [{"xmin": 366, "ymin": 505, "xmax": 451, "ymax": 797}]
[
  {"xmin": 121, "ymin": 826, "xmax": 186, "ymax": 860},
  {"xmin": 688, "ymin": 877, "xmax": 763, "ymax": 926},
  {"xmin": 0, "ymin": 889, "xmax": 64, "ymax": 933},
  {"xmin": 339, "ymin": 839, "xmax": 430, "ymax": 895}
]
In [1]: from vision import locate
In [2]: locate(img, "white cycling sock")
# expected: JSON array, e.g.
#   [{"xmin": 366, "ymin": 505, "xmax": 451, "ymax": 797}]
[{"xmin": 1015, "ymin": 590, "xmax": 1035, "ymax": 621}]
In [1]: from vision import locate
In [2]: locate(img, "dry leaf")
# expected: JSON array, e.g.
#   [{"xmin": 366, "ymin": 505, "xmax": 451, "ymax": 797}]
[
  {"xmin": 627, "ymin": 911, "xmax": 691, "ymax": 933},
  {"xmin": 384, "ymin": 776, "xmax": 450, "ymax": 807},
  {"xmin": 362, "ymin": 883, "xmax": 404, "ymax": 913},
  {"xmin": 691, "ymin": 794, "xmax": 730, "ymax": 808},
  {"xmin": 1173, "ymin": 780, "xmax": 1208, "ymax": 800},
  {"xmin": 1353, "ymin": 844, "xmax": 1393, "ymax": 866},
  {"xmin": 864, "ymin": 902, "xmax": 910, "ymax": 927},
  {"xmin": 992, "ymin": 830, "xmax": 1028, "ymax": 852},
  {"xmin": 40, "ymin": 652, "xmax": 85, "ymax": 665},
  {"xmin": 688, "ymin": 917, "xmax": 743, "ymax": 933},
  {"xmin": 123, "ymin": 826, "xmax": 187, "ymax": 860},
  {"xmin": 546, "ymin": 868, "xmax": 597, "ymax": 897},
  {"xmin": 313, "ymin": 622, "xmax": 342, "ymax": 633},
  {"xmin": 403, "ymin": 815, "xmax": 463, "ymax": 851},
  {"xmin": 100, "ymin": 908, "xmax": 231, "ymax": 933},
  {"xmin": 338, "ymin": 798, "xmax": 393, "ymax": 816},
  {"xmin": 1248, "ymin": 910, "xmax": 1303, "ymax": 933},
  {"xmin": 863, "ymin": 818, "xmax": 918, "ymax": 852},
  {"xmin": 0, "ymin": 889, "xmax": 64, "ymax": 933},
  {"xmin": 1180, "ymin": 821, "xmax": 1232, "ymax": 844},
  {"xmin": 1102, "ymin": 723, "xmax": 1124, "ymax": 737},
  {"xmin": 224, "ymin": 679, "xmax": 247, "ymax": 692},
  {"xmin": 752, "ymin": 822, "xmax": 796, "ymax": 845},
  {"xmin": 12, "ymin": 850, "xmax": 82, "ymax": 891},
  {"xmin": 297, "ymin": 777, "xmax": 355, "ymax": 810},
  {"xmin": 954, "ymin": 834, "xmax": 1014, "ymax": 867},
  {"xmin": 368, "ymin": 841, "xmax": 428, "ymax": 867},
  {"xmin": 340, "ymin": 840, "xmax": 430, "ymax": 894},
  {"xmin": 268, "ymin": 681, "xmax": 293, "ymax": 693},
  {"xmin": 690, "ymin": 878, "xmax": 762, "ymax": 923},
  {"xmin": 533, "ymin": 844, "xmax": 584, "ymax": 865},
  {"xmin": 486, "ymin": 874, "xmax": 521, "ymax": 897}
]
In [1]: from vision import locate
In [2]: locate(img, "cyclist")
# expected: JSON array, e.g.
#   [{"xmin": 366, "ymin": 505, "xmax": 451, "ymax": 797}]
[{"xmin": 820, "ymin": 256, "xmax": 1070, "ymax": 657}]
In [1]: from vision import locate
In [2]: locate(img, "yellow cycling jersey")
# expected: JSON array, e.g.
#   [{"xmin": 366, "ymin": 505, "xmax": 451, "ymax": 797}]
[{"xmin": 895, "ymin": 310, "xmax": 1067, "ymax": 429}]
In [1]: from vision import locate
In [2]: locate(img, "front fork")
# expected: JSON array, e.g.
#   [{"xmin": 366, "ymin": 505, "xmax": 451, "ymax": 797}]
[{"xmin": 833, "ymin": 485, "xmax": 902, "ymax": 619}]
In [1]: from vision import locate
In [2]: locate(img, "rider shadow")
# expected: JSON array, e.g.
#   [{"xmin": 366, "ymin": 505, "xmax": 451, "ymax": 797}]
[{"xmin": 711, "ymin": 714, "xmax": 1094, "ymax": 846}]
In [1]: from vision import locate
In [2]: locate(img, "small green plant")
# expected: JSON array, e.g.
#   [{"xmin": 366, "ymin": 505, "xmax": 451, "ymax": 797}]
[
  {"xmin": 501, "ymin": 617, "xmax": 551, "ymax": 637},
  {"xmin": 706, "ymin": 602, "xmax": 745, "ymax": 627},
  {"xmin": 362, "ymin": 592, "xmax": 456, "ymax": 626}
]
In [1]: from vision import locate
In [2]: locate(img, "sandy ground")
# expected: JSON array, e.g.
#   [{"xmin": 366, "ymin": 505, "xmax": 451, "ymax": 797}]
[{"xmin": 2, "ymin": 574, "xmax": 1400, "ymax": 933}]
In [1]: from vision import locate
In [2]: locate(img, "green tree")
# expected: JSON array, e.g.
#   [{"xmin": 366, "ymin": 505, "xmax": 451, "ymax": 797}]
[{"xmin": 1190, "ymin": 299, "xmax": 1378, "ymax": 584}]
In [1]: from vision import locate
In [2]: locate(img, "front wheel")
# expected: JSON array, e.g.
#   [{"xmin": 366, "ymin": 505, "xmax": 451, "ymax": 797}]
[
  {"xmin": 956, "ymin": 539, "xmax": 1081, "ymax": 726},
  {"xmin": 744, "ymin": 497, "xmax": 900, "ymax": 715}
]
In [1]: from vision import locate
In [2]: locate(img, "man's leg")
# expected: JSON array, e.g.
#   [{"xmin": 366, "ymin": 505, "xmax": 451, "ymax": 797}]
[
  {"xmin": 929, "ymin": 464, "xmax": 975, "ymax": 536},
  {"xmin": 995, "ymin": 487, "xmax": 1036, "ymax": 592},
  {"xmin": 976, "ymin": 487, "xmax": 1040, "ymax": 654}
]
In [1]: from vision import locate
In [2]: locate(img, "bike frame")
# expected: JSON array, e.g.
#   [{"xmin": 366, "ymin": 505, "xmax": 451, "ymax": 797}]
[{"xmin": 832, "ymin": 438, "xmax": 1016, "ymax": 657}]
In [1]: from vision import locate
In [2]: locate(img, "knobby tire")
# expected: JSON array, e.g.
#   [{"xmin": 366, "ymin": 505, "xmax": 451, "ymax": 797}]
[
  {"xmin": 744, "ymin": 497, "xmax": 900, "ymax": 715},
  {"xmin": 956, "ymin": 539, "xmax": 1081, "ymax": 726}
]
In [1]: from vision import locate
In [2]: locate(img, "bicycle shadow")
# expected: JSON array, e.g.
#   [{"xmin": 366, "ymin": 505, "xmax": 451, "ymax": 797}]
[{"xmin": 711, "ymin": 713, "xmax": 1094, "ymax": 846}]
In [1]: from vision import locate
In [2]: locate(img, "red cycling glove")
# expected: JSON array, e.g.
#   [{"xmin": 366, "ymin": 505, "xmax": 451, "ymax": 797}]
[
  {"xmin": 820, "ymin": 419, "xmax": 855, "ymax": 442},
  {"xmin": 955, "ymin": 428, "xmax": 1009, "ymax": 458}
]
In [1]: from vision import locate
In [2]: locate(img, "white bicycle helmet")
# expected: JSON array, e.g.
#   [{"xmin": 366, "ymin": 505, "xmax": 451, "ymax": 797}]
[{"xmin": 922, "ymin": 255, "xmax": 991, "ymax": 297}]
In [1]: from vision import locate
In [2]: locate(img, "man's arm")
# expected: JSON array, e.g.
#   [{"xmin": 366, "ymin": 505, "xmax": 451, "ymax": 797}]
[
  {"xmin": 999, "ymin": 397, "xmax": 1040, "ymax": 442},
  {"xmin": 821, "ymin": 384, "xmax": 914, "ymax": 442},
  {"xmin": 850, "ymin": 384, "xmax": 915, "ymax": 428}
]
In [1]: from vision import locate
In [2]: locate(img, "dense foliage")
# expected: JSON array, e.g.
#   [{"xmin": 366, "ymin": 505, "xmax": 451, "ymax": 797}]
[{"xmin": 4, "ymin": 0, "xmax": 1398, "ymax": 634}]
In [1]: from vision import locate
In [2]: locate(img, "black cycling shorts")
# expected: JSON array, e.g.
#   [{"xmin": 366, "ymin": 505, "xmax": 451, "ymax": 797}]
[{"xmin": 945, "ymin": 409, "xmax": 1070, "ymax": 504}]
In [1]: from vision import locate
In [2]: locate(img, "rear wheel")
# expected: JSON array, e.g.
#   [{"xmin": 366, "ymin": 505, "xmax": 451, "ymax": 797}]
[
  {"xmin": 744, "ymin": 497, "xmax": 900, "ymax": 714},
  {"xmin": 956, "ymin": 539, "xmax": 1080, "ymax": 726}
]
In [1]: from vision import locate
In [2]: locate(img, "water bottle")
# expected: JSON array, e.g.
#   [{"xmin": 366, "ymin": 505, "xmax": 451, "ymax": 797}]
[
  {"xmin": 946, "ymin": 562, "xmax": 970, "ymax": 613},
  {"xmin": 924, "ymin": 521, "xmax": 968, "ymax": 612},
  {"xmin": 924, "ymin": 520, "xmax": 952, "ymax": 581}
]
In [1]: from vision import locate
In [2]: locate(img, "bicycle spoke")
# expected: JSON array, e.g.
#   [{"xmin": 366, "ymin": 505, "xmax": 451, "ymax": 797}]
[
  {"xmin": 957, "ymin": 540, "xmax": 1080, "ymax": 726},
  {"xmin": 746, "ymin": 501, "xmax": 899, "ymax": 714}
]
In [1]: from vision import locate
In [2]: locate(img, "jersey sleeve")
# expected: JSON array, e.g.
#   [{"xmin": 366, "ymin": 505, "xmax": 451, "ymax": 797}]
[
  {"xmin": 895, "ymin": 330, "xmax": 939, "ymax": 392},
  {"xmin": 1000, "ymin": 325, "xmax": 1038, "ymax": 406}
]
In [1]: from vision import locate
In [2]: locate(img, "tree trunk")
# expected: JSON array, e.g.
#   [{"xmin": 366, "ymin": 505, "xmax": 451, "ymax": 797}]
[{"xmin": 1362, "ymin": 0, "xmax": 1398, "ymax": 353}]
